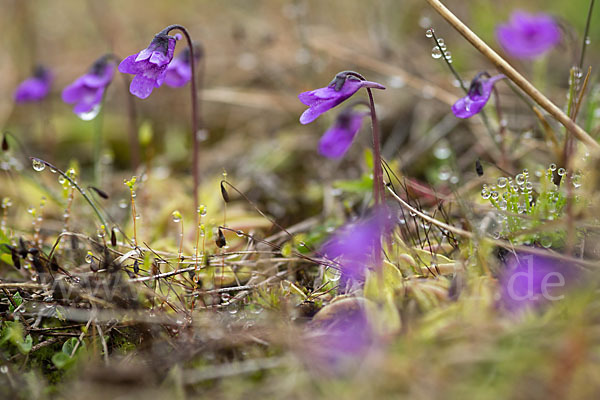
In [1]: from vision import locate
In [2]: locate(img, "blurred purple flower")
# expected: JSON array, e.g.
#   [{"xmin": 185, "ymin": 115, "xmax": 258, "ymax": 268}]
[
  {"xmin": 496, "ymin": 11, "xmax": 561, "ymax": 59},
  {"xmin": 301, "ymin": 298, "xmax": 376, "ymax": 373},
  {"xmin": 62, "ymin": 56, "xmax": 115, "ymax": 115},
  {"xmin": 499, "ymin": 252, "xmax": 577, "ymax": 313},
  {"xmin": 318, "ymin": 108, "xmax": 367, "ymax": 159},
  {"xmin": 452, "ymin": 73, "xmax": 505, "ymax": 119},
  {"xmin": 14, "ymin": 66, "xmax": 52, "ymax": 103},
  {"xmin": 298, "ymin": 72, "xmax": 385, "ymax": 124},
  {"xmin": 311, "ymin": 306, "xmax": 373, "ymax": 368},
  {"xmin": 164, "ymin": 45, "xmax": 202, "ymax": 88},
  {"xmin": 321, "ymin": 208, "xmax": 392, "ymax": 283},
  {"xmin": 118, "ymin": 31, "xmax": 179, "ymax": 99}
]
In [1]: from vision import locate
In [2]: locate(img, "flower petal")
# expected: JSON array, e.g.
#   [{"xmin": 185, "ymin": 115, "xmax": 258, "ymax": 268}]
[
  {"xmin": 318, "ymin": 112, "xmax": 365, "ymax": 158},
  {"xmin": 61, "ymin": 79, "xmax": 85, "ymax": 103},
  {"xmin": 129, "ymin": 72, "xmax": 157, "ymax": 99},
  {"xmin": 119, "ymin": 54, "xmax": 144, "ymax": 74}
]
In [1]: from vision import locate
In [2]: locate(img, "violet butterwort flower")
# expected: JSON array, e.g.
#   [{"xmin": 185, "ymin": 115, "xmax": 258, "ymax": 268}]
[
  {"xmin": 496, "ymin": 11, "xmax": 561, "ymax": 59},
  {"xmin": 321, "ymin": 208, "xmax": 392, "ymax": 283},
  {"xmin": 62, "ymin": 56, "xmax": 115, "ymax": 118},
  {"xmin": 118, "ymin": 30, "xmax": 179, "ymax": 99},
  {"xmin": 14, "ymin": 66, "xmax": 52, "ymax": 103},
  {"xmin": 499, "ymin": 252, "xmax": 578, "ymax": 313},
  {"xmin": 318, "ymin": 107, "xmax": 368, "ymax": 159},
  {"xmin": 298, "ymin": 71, "xmax": 385, "ymax": 124},
  {"xmin": 452, "ymin": 73, "xmax": 505, "ymax": 119},
  {"xmin": 164, "ymin": 45, "xmax": 202, "ymax": 88},
  {"xmin": 306, "ymin": 301, "xmax": 374, "ymax": 371}
]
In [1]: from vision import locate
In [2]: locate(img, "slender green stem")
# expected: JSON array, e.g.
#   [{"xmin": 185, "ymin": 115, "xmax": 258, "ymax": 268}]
[
  {"xmin": 430, "ymin": 30, "xmax": 467, "ymax": 94},
  {"xmin": 579, "ymin": 0, "xmax": 595, "ymax": 69},
  {"xmin": 29, "ymin": 157, "xmax": 108, "ymax": 228}
]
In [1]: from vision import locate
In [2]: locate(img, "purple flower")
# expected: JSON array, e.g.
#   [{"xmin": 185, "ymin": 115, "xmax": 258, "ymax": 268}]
[
  {"xmin": 118, "ymin": 31, "xmax": 179, "ymax": 99},
  {"xmin": 452, "ymin": 73, "xmax": 505, "ymax": 119},
  {"xmin": 318, "ymin": 108, "xmax": 368, "ymax": 159},
  {"xmin": 307, "ymin": 302, "xmax": 374, "ymax": 370},
  {"xmin": 496, "ymin": 11, "xmax": 561, "ymax": 59},
  {"xmin": 164, "ymin": 45, "xmax": 201, "ymax": 88},
  {"xmin": 62, "ymin": 56, "xmax": 115, "ymax": 116},
  {"xmin": 499, "ymin": 252, "xmax": 578, "ymax": 313},
  {"xmin": 298, "ymin": 72, "xmax": 385, "ymax": 124},
  {"xmin": 321, "ymin": 208, "xmax": 392, "ymax": 283},
  {"xmin": 14, "ymin": 66, "xmax": 52, "ymax": 103}
]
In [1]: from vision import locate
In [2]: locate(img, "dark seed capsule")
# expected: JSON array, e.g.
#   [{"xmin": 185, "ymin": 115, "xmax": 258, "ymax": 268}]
[
  {"xmin": 90, "ymin": 186, "xmax": 109, "ymax": 199},
  {"xmin": 28, "ymin": 248, "xmax": 39, "ymax": 256},
  {"xmin": 18, "ymin": 238, "xmax": 28, "ymax": 257},
  {"xmin": 110, "ymin": 228, "xmax": 117, "ymax": 247},
  {"xmin": 216, "ymin": 228, "xmax": 227, "ymax": 248},
  {"xmin": 475, "ymin": 159, "xmax": 484, "ymax": 176},
  {"xmin": 133, "ymin": 260, "xmax": 139, "ymax": 274},
  {"xmin": 10, "ymin": 251, "xmax": 21, "ymax": 270},
  {"xmin": 2, "ymin": 135, "xmax": 9, "ymax": 151},
  {"xmin": 32, "ymin": 255, "xmax": 45, "ymax": 273},
  {"xmin": 220, "ymin": 181, "xmax": 230, "ymax": 202}
]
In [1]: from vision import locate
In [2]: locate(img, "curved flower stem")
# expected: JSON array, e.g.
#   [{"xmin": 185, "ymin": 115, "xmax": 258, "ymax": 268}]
[
  {"xmin": 425, "ymin": 0, "xmax": 600, "ymax": 153},
  {"xmin": 366, "ymin": 88, "xmax": 384, "ymax": 206},
  {"xmin": 344, "ymin": 71, "xmax": 385, "ymax": 206},
  {"xmin": 164, "ymin": 24, "xmax": 202, "ymax": 213}
]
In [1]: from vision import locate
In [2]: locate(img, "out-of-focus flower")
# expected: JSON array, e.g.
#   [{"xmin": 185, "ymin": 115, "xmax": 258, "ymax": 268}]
[
  {"xmin": 496, "ymin": 11, "xmax": 561, "ymax": 59},
  {"xmin": 499, "ymin": 252, "xmax": 577, "ymax": 313},
  {"xmin": 304, "ymin": 298, "xmax": 375, "ymax": 372},
  {"xmin": 14, "ymin": 66, "xmax": 52, "ymax": 103},
  {"xmin": 164, "ymin": 45, "xmax": 202, "ymax": 88},
  {"xmin": 62, "ymin": 55, "xmax": 115, "ymax": 116},
  {"xmin": 452, "ymin": 73, "xmax": 505, "ymax": 119},
  {"xmin": 298, "ymin": 71, "xmax": 385, "ymax": 124},
  {"xmin": 321, "ymin": 208, "xmax": 392, "ymax": 283},
  {"xmin": 118, "ymin": 30, "xmax": 179, "ymax": 99},
  {"xmin": 318, "ymin": 107, "xmax": 368, "ymax": 159}
]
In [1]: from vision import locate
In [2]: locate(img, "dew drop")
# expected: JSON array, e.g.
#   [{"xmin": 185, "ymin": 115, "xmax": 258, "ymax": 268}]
[
  {"xmin": 515, "ymin": 174, "xmax": 525, "ymax": 185},
  {"xmin": 76, "ymin": 104, "xmax": 101, "ymax": 121},
  {"xmin": 172, "ymin": 210, "xmax": 182, "ymax": 223},
  {"xmin": 549, "ymin": 163, "xmax": 557, "ymax": 171},
  {"xmin": 497, "ymin": 177, "xmax": 507, "ymax": 188},
  {"xmin": 557, "ymin": 168, "xmax": 566, "ymax": 176},
  {"xmin": 431, "ymin": 47, "xmax": 442, "ymax": 59},
  {"xmin": 118, "ymin": 199, "xmax": 128, "ymax": 209},
  {"xmin": 32, "ymin": 159, "xmax": 45, "ymax": 172},
  {"xmin": 85, "ymin": 252, "xmax": 93, "ymax": 264},
  {"xmin": 425, "ymin": 28, "xmax": 434, "ymax": 38}
]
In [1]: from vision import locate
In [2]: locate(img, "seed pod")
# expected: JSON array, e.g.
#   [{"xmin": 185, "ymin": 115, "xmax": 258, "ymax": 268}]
[
  {"xmin": 220, "ymin": 181, "xmax": 230, "ymax": 202},
  {"xmin": 475, "ymin": 159, "xmax": 483, "ymax": 176},
  {"xmin": 2, "ymin": 134, "xmax": 9, "ymax": 152},
  {"xmin": 216, "ymin": 228, "xmax": 227, "ymax": 248},
  {"xmin": 90, "ymin": 186, "xmax": 109, "ymax": 199},
  {"xmin": 133, "ymin": 260, "xmax": 139, "ymax": 274},
  {"xmin": 110, "ymin": 228, "xmax": 117, "ymax": 247}
]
